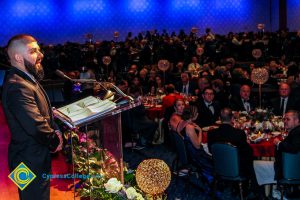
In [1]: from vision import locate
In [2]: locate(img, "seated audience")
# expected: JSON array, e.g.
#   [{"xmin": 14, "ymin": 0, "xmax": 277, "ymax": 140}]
[
  {"xmin": 162, "ymin": 84, "xmax": 183, "ymax": 111},
  {"xmin": 230, "ymin": 84, "xmax": 256, "ymax": 112},
  {"xmin": 175, "ymin": 72, "xmax": 196, "ymax": 96},
  {"xmin": 273, "ymin": 110, "xmax": 300, "ymax": 180},
  {"xmin": 195, "ymin": 87, "xmax": 221, "ymax": 127},
  {"xmin": 169, "ymin": 114, "xmax": 213, "ymax": 174},
  {"xmin": 211, "ymin": 79, "xmax": 229, "ymax": 109},
  {"xmin": 271, "ymin": 82, "xmax": 299, "ymax": 116},
  {"xmin": 207, "ymin": 107, "xmax": 254, "ymax": 178}
]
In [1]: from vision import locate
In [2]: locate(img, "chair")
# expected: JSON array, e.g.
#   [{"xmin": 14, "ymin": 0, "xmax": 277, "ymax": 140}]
[
  {"xmin": 171, "ymin": 130, "xmax": 193, "ymax": 181},
  {"xmin": 278, "ymin": 152, "xmax": 300, "ymax": 200},
  {"xmin": 211, "ymin": 143, "xmax": 247, "ymax": 200}
]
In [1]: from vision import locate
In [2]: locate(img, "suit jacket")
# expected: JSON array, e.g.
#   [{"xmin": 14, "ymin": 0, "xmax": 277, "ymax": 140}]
[
  {"xmin": 2, "ymin": 68, "xmax": 59, "ymax": 175},
  {"xmin": 270, "ymin": 96, "xmax": 299, "ymax": 116},
  {"xmin": 274, "ymin": 125, "xmax": 300, "ymax": 180},
  {"xmin": 175, "ymin": 81, "xmax": 196, "ymax": 95},
  {"xmin": 207, "ymin": 123, "xmax": 253, "ymax": 177},
  {"xmin": 230, "ymin": 96, "xmax": 256, "ymax": 112},
  {"xmin": 195, "ymin": 99, "xmax": 221, "ymax": 127}
]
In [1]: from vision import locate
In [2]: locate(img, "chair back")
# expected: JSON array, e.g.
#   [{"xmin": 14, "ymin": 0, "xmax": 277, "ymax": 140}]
[
  {"xmin": 211, "ymin": 143, "xmax": 240, "ymax": 179},
  {"xmin": 171, "ymin": 130, "xmax": 189, "ymax": 166},
  {"xmin": 282, "ymin": 152, "xmax": 300, "ymax": 180}
]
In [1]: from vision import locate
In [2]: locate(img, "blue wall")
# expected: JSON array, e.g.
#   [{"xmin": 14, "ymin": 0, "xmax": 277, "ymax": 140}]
[
  {"xmin": 287, "ymin": 0, "xmax": 300, "ymax": 31},
  {"xmin": 0, "ymin": 0, "xmax": 280, "ymax": 46}
]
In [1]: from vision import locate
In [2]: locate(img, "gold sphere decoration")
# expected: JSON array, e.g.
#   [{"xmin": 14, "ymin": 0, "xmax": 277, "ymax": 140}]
[
  {"xmin": 251, "ymin": 67, "xmax": 269, "ymax": 85},
  {"xmin": 136, "ymin": 159, "xmax": 171, "ymax": 195}
]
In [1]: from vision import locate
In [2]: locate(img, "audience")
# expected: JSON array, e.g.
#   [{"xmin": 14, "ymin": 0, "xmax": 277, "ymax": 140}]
[
  {"xmin": 195, "ymin": 87, "xmax": 221, "ymax": 127},
  {"xmin": 273, "ymin": 110, "xmax": 300, "ymax": 180},
  {"xmin": 271, "ymin": 82, "xmax": 299, "ymax": 116},
  {"xmin": 230, "ymin": 84, "xmax": 256, "ymax": 113}
]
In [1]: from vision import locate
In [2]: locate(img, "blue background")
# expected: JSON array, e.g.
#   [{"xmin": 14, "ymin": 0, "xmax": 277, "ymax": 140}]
[{"xmin": 0, "ymin": 0, "xmax": 298, "ymax": 46}]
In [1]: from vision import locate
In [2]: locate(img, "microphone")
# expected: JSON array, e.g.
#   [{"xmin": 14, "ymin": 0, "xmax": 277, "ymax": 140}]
[{"xmin": 55, "ymin": 69, "xmax": 72, "ymax": 81}]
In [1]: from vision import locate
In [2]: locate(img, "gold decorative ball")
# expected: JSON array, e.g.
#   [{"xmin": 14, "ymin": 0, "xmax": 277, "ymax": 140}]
[
  {"xmin": 136, "ymin": 159, "xmax": 171, "ymax": 195},
  {"xmin": 251, "ymin": 67, "xmax": 269, "ymax": 84}
]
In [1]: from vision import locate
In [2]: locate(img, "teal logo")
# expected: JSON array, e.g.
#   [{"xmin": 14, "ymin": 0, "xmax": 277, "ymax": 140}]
[{"xmin": 8, "ymin": 162, "xmax": 36, "ymax": 190}]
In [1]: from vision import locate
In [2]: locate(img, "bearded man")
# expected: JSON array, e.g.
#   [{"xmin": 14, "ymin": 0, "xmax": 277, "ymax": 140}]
[{"xmin": 2, "ymin": 34, "xmax": 63, "ymax": 200}]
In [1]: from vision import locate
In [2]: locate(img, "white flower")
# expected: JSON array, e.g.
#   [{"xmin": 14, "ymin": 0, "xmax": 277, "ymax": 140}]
[
  {"xmin": 135, "ymin": 193, "xmax": 144, "ymax": 200},
  {"xmin": 255, "ymin": 122, "xmax": 263, "ymax": 130},
  {"xmin": 125, "ymin": 187, "xmax": 138, "ymax": 199},
  {"xmin": 104, "ymin": 178, "xmax": 123, "ymax": 193}
]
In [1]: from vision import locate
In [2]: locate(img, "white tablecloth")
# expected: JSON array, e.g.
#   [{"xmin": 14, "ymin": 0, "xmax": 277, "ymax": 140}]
[{"xmin": 253, "ymin": 160, "xmax": 277, "ymax": 185}]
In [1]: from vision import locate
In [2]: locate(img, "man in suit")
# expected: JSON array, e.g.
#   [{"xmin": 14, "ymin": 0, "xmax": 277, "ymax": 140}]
[
  {"xmin": 230, "ymin": 84, "xmax": 256, "ymax": 112},
  {"xmin": 207, "ymin": 107, "xmax": 254, "ymax": 178},
  {"xmin": 271, "ymin": 82, "xmax": 299, "ymax": 116},
  {"xmin": 273, "ymin": 110, "xmax": 300, "ymax": 180},
  {"xmin": 195, "ymin": 87, "xmax": 221, "ymax": 127},
  {"xmin": 175, "ymin": 72, "xmax": 196, "ymax": 96},
  {"xmin": 2, "ymin": 34, "xmax": 63, "ymax": 200}
]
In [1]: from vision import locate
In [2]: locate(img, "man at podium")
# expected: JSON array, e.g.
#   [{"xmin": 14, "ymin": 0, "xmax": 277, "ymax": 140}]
[{"xmin": 2, "ymin": 34, "xmax": 63, "ymax": 200}]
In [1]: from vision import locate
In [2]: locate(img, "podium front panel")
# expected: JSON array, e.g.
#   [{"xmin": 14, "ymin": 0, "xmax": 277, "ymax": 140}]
[{"xmin": 101, "ymin": 113, "xmax": 123, "ymax": 182}]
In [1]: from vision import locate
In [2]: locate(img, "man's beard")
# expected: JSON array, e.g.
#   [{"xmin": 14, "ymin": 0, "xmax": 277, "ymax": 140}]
[{"xmin": 24, "ymin": 58, "xmax": 44, "ymax": 81}]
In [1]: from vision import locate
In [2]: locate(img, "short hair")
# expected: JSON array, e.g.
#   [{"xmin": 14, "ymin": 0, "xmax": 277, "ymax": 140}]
[
  {"xmin": 211, "ymin": 79, "xmax": 224, "ymax": 90},
  {"xmin": 165, "ymin": 84, "xmax": 175, "ymax": 94},
  {"xmin": 7, "ymin": 34, "xmax": 37, "ymax": 59},
  {"xmin": 7, "ymin": 34, "xmax": 36, "ymax": 49},
  {"xmin": 285, "ymin": 110, "xmax": 300, "ymax": 120},
  {"xmin": 220, "ymin": 107, "xmax": 233, "ymax": 123},
  {"xmin": 202, "ymin": 87, "xmax": 214, "ymax": 95},
  {"xmin": 181, "ymin": 107, "xmax": 192, "ymax": 121}
]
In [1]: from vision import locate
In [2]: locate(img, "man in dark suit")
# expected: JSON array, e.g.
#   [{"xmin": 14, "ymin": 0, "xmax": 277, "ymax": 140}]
[
  {"xmin": 230, "ymin": 84, "xmax": 256, "ymax": 112},
  {"xmin": 175, "ymin": 72, "xmax": 196, "ymax": 96},
  {"xmin": 2, "ymin": 34, "xmax": 63, "ymax": 200},
  {"xmin": 273, "ymin": 110, "xmax": 300, "ymax": 180},
  {"xmin": 271, "ymin": 82, "xmax": 299, "ymax": 116},
  {"xmin": 195, "ymin": 87, "xmax": 221, "ymax": 127},
  {"xmin": 207, "ymin": 107, "xmax": 253, "ymax": 178}
]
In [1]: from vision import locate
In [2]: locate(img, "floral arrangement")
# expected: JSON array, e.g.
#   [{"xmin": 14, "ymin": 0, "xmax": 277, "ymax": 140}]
[{"xmin": 63, "ymin": 128, "xmax": 146, "ymax": 200}]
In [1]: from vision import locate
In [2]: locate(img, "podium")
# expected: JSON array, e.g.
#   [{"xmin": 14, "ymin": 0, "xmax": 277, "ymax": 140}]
[{"xmin": 54, "ymin": 96, "xmax": 141, "ymax": 183}]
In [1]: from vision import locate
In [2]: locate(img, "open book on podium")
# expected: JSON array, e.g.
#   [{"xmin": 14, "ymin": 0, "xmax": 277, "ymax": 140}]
[{"xmin": 54, "ymin": 96, "xmax": 117, "ymax": 127}]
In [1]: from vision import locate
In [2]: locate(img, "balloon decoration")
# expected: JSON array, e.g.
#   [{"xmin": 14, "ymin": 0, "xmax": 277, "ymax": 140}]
[
  {"xmin": 157, "ymin": 59, "xmax": 170, "ymax": 71},
  {"xmin": 102, "ymin": 56, "xmax": 112, "ymax": 78},
  {"xmin": 113, "ymin": 31, "xmax": 119, "ymax": 38},
  {"xmin": 257, "ymin": 23, "xmax": 265, "ymax": 30},
  {"xmin": 196, "ymin": 47, "xmax": 204, "ymax": 56},
  {"xmin": 102, "ymin": 56, "xmax": 111, "ymax": 66},
  {"xmin": 252, "ymin": 49, "xmax": 262, "ymax": 60},
  {"xmin": 251, "ymin": 67, "xmax": 269, "ymax": 108},
  {"xmin": 136, "ymin": 159, "xmax": 171, "ymax": 196},
  {"xmin": 191, "ymin": 27, "xmax": 198, "ymax": 34},
  {"xmin": 158, "ymin": 59, "xmax": 169, "ymax": 85},
  {"xmin": 251, "ymin": 67, "xmax": 269, "ymax": 85}
]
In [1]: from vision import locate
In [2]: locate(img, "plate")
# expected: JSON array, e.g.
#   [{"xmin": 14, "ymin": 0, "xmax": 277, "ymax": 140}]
[
  {"xmin": 202, "ymin": 126, "xmax": 218, "ymax": 132},
  {"xmin": 215, "ymin": 120, "xmax": 222, "ymax": 125},
  {"xmin": 271, "ymin": 131, "xmax": 281, "ymax": 136},
  {"xmin": 249, "ymin": 133, "xmax": 265, "ymax": 143}
]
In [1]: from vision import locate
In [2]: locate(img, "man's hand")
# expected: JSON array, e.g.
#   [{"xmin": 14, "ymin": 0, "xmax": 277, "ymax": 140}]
[{"xmin": 51, "ymin": 130, "xmax": 63, "ymax": 153}]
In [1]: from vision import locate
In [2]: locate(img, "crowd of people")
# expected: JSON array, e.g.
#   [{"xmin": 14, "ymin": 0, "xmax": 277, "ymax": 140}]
[{"xmin": 1, "ymin": 29, "xmax": 300, "ymax": 199}]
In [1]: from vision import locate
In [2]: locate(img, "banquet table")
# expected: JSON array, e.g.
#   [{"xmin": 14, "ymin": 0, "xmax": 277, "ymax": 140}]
[
  {"xmin": 145, "ymin": 105, "xmax": 163, "ymax": 120},
  {"xmin": 201, "ymin": 129, "xmax": 283, "ymax": 158}
]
